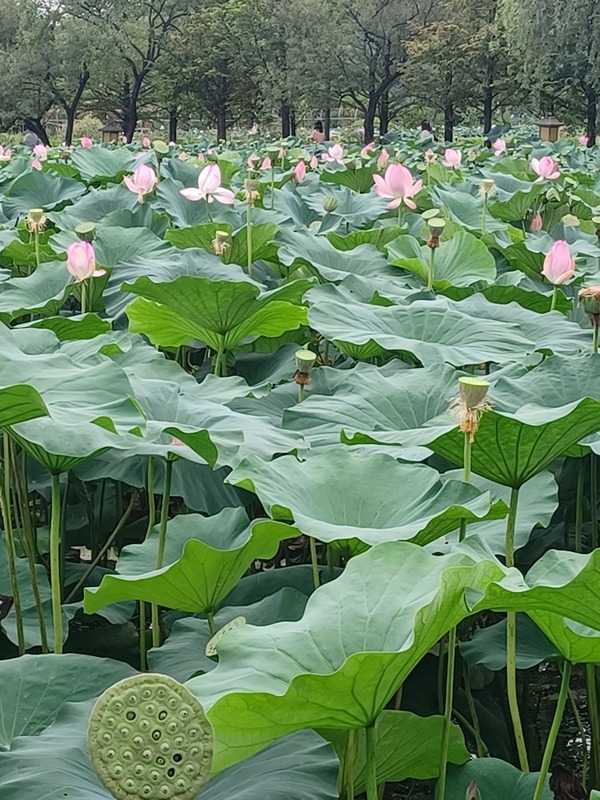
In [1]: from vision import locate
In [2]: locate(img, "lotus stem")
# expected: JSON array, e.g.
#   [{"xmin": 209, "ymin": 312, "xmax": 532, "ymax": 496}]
[
  {"xmin": 549, "ymin": 286, "xmax": 558, "ymax": 312},
  {"xmin": 365, "ymin": 722, "xmax": 378, "ymax": 800},
  {"xmin": 1, "ymin": 434, "xmax": 25, "ymax": 654},
  {"xmin": 436, "ymin": 626, "xmax": 457, "ymax": 800},
  {"xmin": 481, "ymin": 196, "xmax": 487, "ymax": 234},
  {"xmin": 427, "ymin": 247, "xmax": 435, "ymax": 291},
  {"xmin": 214, "ymin": 335, "xmax": 227, "ymax": 377},
  {"xmin": 309, "ymin": 536, "xmax": 320, "ymax": 590},
  {"xmin": 397, "ymin": 206, "xmax": 403, "ymax": 227},
  {"xmin": 568, "ymin": 683, "xmax": 588, "ymax": 784},
  {"xmin": 151, "ymin": 459, "xmax": 173, "ymax": 648},
  {"xmin": 586, "ymin": 663, "xmax": 600, "ymax": 788},
  {"xmin": 246, "ymin": 202, "xmax": 253, "ymax": 279},
  {"xmin": 532, "ymin": 661, "xmax": 572, "ymax": 800},
  {"xmin": 594, "ymin": 324, "xmax": 599, "ymax": 355},
  {"xmin": 464, "ymin": 663, "xmax": 488, "ymax": 757},
  {"xmin": 50, "ymin": 472, "xmax": 63, "ymax": 653},
  {"xmin": 342, "ymin": 729, "xmax": 356, "ymax": 800},
  {"xmin": 575, "ymin": 458, "xmax": 585, "ymax": 554},
  {"xmin": 592, "ymin": 455, "xmax": 598, "ymax": 551},
  {"xmin": 141, "ymin": 456, "xmax": 154, "ymax": 669},
  {"xmin": 270, "ymin": 166, "xmax": 275, "ymax": 209},
  {"xmin": 139, "ymin": 602, "xmax": 147, "ymax": 671},
  {"xmin": 206, "ymin": 610, "xmax": 216, "ymax": 637},
  {"xmin": 81, "ymin": 280, "xmax": 87, "ymax": 315},
  {"xmin": 33, "ymin": 230, "xmax": 40, "ymax": 272},
  {"xmin": 505, "ymin": 486, "xmax": 529, "ymax": 771},
  {"xmin": 298, "ymin": 383, "xmax": 305, "ymax": 403}
]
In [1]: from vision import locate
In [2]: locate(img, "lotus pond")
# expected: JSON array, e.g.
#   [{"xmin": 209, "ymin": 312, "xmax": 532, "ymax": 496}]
[{"xmin": 2, "ymin": 135, "xmax": 600, "ymax": 800}]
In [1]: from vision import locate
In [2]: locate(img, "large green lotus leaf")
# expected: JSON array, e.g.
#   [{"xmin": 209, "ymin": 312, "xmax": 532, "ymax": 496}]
[
  {"xmin": 528, "ymin": 613, "xmax": 600, "ymax": 663},
  {"xmin": 223, "ymin": 223, "xmax": 280, "ymax": 267},
  {"xmin": 322, "ymin": 710, "xmax": 468, "ymax": 792},
  {"xmin": 154, "ymin": 178, "xmax": 242, "ymax": 228},
  {"xmin": 186, "ymin": 542, "xmax": 507, "ymax": 771},
  {"xmin": 69, "ymin": 145, "xmax": 137, "ymax": 181},
  {"xmin": 0, "ymin": 382, "xmax": 47, "ymax": 427},
  {"xmin": 460, "ymin": 614, "xmax": 560, "ymax": 670},
  {"xmin": 285, "ymin": 362, "xmax": 457, "ymax": 456},
  {"xmin": 49, "ymin": 185, "xmax": 140, "ymax": 229},
  {"xmin": 300, "ymin": 183, "xmax": 389, "ymax": 227},
  {"xmin": 306, "ymin": 283, "xmax": 534, "ymax": 365},
  {"xmin": 1, "ymin": 171, "xmax": 85, "ymax": 219},
  {"xmin": 227, "ymin": 450, "xmax": 507, "ymax": 546},
  {"xmin": 166, "ymin": 222, "xmax": 232, "ymax": 252},
  {"xmin": 85, "ymin": 509, "xmax": 296, "ymax": 614},
  {"xmin": 276, "ymin": 229, "xmax": 393, "ymax": 281},
  {"xmin": 327, "ymin": 226, "xmax": 404, "ymax": 252},
  {"xmin": 0, "ymin": 699, "xmax": 339, "ymax": 800},
  {"xmin": 445, "ymin": 758, "xmax": 551, "ymax": 800},
  {"xmin": 0, "ymin": 654, "xmax": 135, "ymax": 749},
  {"xmin": 431, "ymin": 186, "xmax": 508, "ymax": 236},
  {"xmin": 319, "ymin": 162, "xmax": 379, "ymax": 193},
  {"xmin": 125, "ymin": 274, "xmax": 311, "ymax": 350},
  {"xmin": 388, "ymin": 230, "xmax": 496, "ymax": 288},
  {"xmin": 274, "ymin": 183, "xmax": 321, "ymax": 228},
  {"xmin": 0, "ymin": 261, "xmax": 72, "ymax": 322},
  {"xmin": 488, "ymin": 174, "xmax": 545, "ymax": 222},
  {"xmin": 23, "ymin": 313, "xmax": 112, "ymax": 341}
]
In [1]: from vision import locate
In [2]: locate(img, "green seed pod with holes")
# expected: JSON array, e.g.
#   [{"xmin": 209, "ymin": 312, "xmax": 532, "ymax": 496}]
[{"xmin": 87, "ymin": 674, "xmax": 213, "ymax": 800}]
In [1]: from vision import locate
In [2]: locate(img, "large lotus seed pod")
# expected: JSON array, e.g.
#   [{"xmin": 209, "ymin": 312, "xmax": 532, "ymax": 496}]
[
  {"xmin": 458, "ymin": 376, "xmax": 490, "ymax": 409},
  {"xmin": 87, "ymin": 673, "xmax": 213, "ymax": 800}
]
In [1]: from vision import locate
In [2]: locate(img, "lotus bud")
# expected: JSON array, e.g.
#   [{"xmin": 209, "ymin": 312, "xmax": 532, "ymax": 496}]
[
  {"xmin": 212, "ymin": 230, "xmax": 231, "ymax": 256},
  {"xmin": 74, "ymin": 221, "xmax": 96, "ymax": 243},
  {"xmin": 479, "ymin": 178, "xmax": 495, "ymax": 197},
  {"xmin": 466, "ymin": 780, "xmax": 481, "ymax": 800},
  {"xmin": 87, "ymin": 674, "xmax": 213, "ymax": 800},
  {"xmin": 323, "ymin": 196, "xmax": 338, "ymax": 213},
  {"xmin": 561, "ymin": 213, "xmax": 580, "ymax": 228},
  {"xmin": 243, "ymin": 178, "xmax": 260, "ymax": 204},
  {"xmin": 26, "ymin": 208, "xmax": 47, "ymax": 233},
  {"xmin": 294, "ymin": 349, "xmax": 317, "ymax": 386},
  {"xmin": 530, "ymin": 212, "xmax": 543, "ymax": 232},
  {"xmin": 579, "ymin": 285, "xmax": 600, "ymax": 327},
  {"xmin": 451, "ymin": 377, "xmax": 491, "ymax": 442}
]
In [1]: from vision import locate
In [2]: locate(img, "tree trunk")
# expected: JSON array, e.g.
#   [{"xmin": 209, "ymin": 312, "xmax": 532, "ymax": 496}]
[
  {"xmin": 289, "ymin": 107, "xmax": 296, "ymax": 136},
  {"xmin": 587, "ymin": 88, "xmax": 597, "ymax": 147},
  {"xmin": 280, "ymin": 102, "xmax": 291, "ymax": 137},
  {"xmin": 63, "ymin": 64, "xmax": 90, "ymax": 146},
  {"xmin": 444, "ymin": 103, "xmax": 454, "ymax": 143},
  {"xmin": 122, "ymin": 73, "xmax": 144, "ymax": 143},
  {"xmin": 379, "ymin": 91, "xmax": 390, "ymax": 136},
  {"xmin": 23, "ymin": 117, "xmax": 50, "ymax": 146},
  {"xmin": 169, "ymin": 109, "xmax": 178, "ymax": 143},
  {"xmin": 65, "ymin": 108, "xmax": 77, "ymax": 148},
  {"xmin": 216, "ymin": 106, "xmax": 227, "ymax": 141},
  {"xmin": 323, "ymin": 106, "xmax": 331, "ymax": 139},
  {"xmin": 364, "ymin": 95, "xmax": 377, "ymax": 144}
]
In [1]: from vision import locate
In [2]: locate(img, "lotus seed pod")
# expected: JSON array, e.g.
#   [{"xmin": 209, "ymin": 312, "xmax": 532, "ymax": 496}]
[
  {"xmin": 26, "ymin": 208, "xmax": 47, "ymax": 234},
  {"xmin": 212, "ymin": 230, "xmax": 231, "ymax": 256},
  {"xmin": 458, "ymin": 376, "xmax": 490, "ymax": 410},
  {"xmin": 480, "ymin": 178, "xmax": 495, "ymax": 195},
  {"xmin": 579, "ymin": 285, "xmax": 600, "ymax": 325},
  {"xmin": 75, "ymin": 221, "xmax": 97, "ymax": 242},
  {"xmin": 87, "ymin": 674, "xmax": 213, "ymax": 800},
  {"xmin": 205, "ymin": 616, "xmax": 246, "ymax": 657},
  {"xmin": 561, "ymin": 213, "xmax": 580, "ymax": 228},
  {"xmin": 421, "ymin": 208, "xmax": 439, "ymax": 221},
  {"xmin": 28, "ymin": 208, "xmax": 44, "ymax": 224},
  {"xmin": 295, "ymin": 349, "xmax": 317, "ymax": 373},
  {"xmin": 322, "ymin": 196, "xmax": 338, "ymax": 212},
  {"xmin": 427, "ymin": 217, "xmax": 446, "ymax": 237}
]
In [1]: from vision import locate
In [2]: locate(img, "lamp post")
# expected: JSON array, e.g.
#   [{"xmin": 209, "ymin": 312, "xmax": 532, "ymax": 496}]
[{"xmin": 537, "ymin": 116, "xmax": 563, "ymax": 142}]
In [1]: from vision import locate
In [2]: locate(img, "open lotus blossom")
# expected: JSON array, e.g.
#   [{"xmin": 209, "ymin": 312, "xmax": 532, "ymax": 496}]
[
  {"xmin": 361, "ymin": 142, "xmax": 375, "ymax": 158},
  {"xmin": 261, "ymin": 156, "xmax": 272, "ymax": 170},
  {"xmin": 180, "ymin": 163, "xmax": 236, "ymax": 204},
  {"xmin": 424, "ymin": 149, "xmax": 437, "ymax": 164},
  {"xmin": 542, "ymin": 240, "xmax": 575, "ymax": 285},
  {"xmin": 322, "ymin": 144, "xmax": 344, "ymax": 164},
  {"xmin": 31, "ymin": 159, "xmax": 42, "ymax": 171},
  {"xmin": 373, "ymin": 163, "xmax": 423, "ymax": 210},
  {"xmin": 442, "ymin": 148, "xmax": 462, "ymax": 168},
  {"xmin": 66, "ymin": 241, "xmax": 106, "ymax": 282},
  {"xmin": 309, "ymin": 154, "xmax": 319, "ymax": 169},
  {"xmin": 492, "ymin": 138, "xmax": 507, "ymax": 155},
  {"xmin": 0, "ymin": 146, "xmax": 11, "ymax": 161},
  {"xmin": 80, "ymin": 137, "xmax": 93, "ymax": 148},
  {"xmin": 530, "ymin": 211, "xmax": 543, "ymax": 231},
  {"xmin": 292, "ymin": 160, "xmax": 306, "ymax": 183},
  {"xmin": 377, "ymin": 148, "xmax": 390, "ymax": 169},
  {"xmin": 34, "ymin": 144, "xmax": 48, "ymax": 161},
  {"xmin": 142, "ymin": 136, "xmax": 151, "ymax": 148},
  {"xmin": 531, "ymin": 156, "xmax": 560, "ymax": 181},
  {"xmin": 579, "ymin": 134, "xmax": 589, "ymax": 146},
  {"xmin": 123, "ymin": 164, "xmax": 158, "ymax": 203}
]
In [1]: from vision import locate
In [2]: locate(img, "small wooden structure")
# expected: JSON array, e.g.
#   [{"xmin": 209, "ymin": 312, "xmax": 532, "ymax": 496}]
[
  {"xmin": 99, "ymin": 122, "xmax": 122, "ymax": 143},
  {"xmin": 537, "ymin": 116, "xmax": 562, "ymax": 142}
]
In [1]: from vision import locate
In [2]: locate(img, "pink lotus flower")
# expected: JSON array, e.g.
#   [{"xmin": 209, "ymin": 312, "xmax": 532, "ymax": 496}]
[
  {"xmin": 579, "ymin": 134, "xmax": 588, "ymax": 146},
  {"xmin": 542, "ymin": 240, "xmax": 575, "ymax": 285},
  {"xmin": 361, "ymin": 142, "xmax": 375, "ymax": 158},
  {"xmin": 530, "ymin": 212, "xmax": 543, "ymax": 232},
  {"xmin": 66, "ymin": 241, "xmax": 105, "ymax": 282},
  {"xmin": 377, "ymin": 148, "xmax": 389, "ymax": 169},
  {"xmin": 492, "ymin": 138, "xmax": 506, "ymax": 155},
  {"xmin": 80, "ymin": 137, "xmax": 93, "ymax": 149},
  {"xmin": 292, "ymin": 160, "xmax": 306, "ymax": 183},
  {"xmin": 310, "ymin": 155, "xmax": 319, "ymax": 169},
  {"xmin": 31, "ymin": 159, "xmax": 42, "ymax": 171},
  {"xmin": 197, "ymin": 152, "xmax": 205, "ymax": 163},
  {"xmin": 261, "ymin": 156, "xmax": 272, "ymax": 170},
  {"xmin": 142, "ymin": 136, "xmax": 151, "ymax": 148},
  {"xmin": 247, "ymin": 152, "xmax": 259, "ymax": 169},
  {"xmin": 373, "ymin": 163, "xmax": 423, "ymax": 210},
  {"xmin": 424, "ymin": 149, "xmax": 437, "ymax": 164},
  {"xmin": 123, "ymin": 164, "xmax": 158, "ymax": 203},
  {"xmin": 180, "ymin": 163, "xmax": 235, "ymax": 204},
  {"xmin": 442, "ymin": 148, "xmax": 462, "ymax": 168},
  {"xmin": 322, "ymin": 144, "xmax": 344, "ymax": 164},
  {"xmin": 531, "ymin": 156, "xmax": 560, "ymax": 181},
  {"xmin": 0, "ymin": 146, "xmax": 11, "ymax": 162},
  {"xmin": 34, "ymin": 144, "xmax": 48, "ymax": 161},
  {"xmin": 178, "ymin": 151, "xmax": 188, "ymax": 161},
  {"xmin": 168, "ymin": 141, "xmax": 176, "ymax": 147}
]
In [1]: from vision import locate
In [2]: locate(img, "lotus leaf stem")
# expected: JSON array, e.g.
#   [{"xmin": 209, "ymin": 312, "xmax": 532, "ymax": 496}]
[
  {"xmin": 246, "ymin": 202, "xmax": 253, "ymax": 278},
  {"xmin": 567, "ymin": 683, "xmax": 588, "ymax": 784},
  {"xmin": 309, "ymin": 536, "xmax": 320, "ymax": 589},
  {"xmin": 342, "ymin": 729, "xmax": 356, "ymax": 800},
  {"xmin": 33, "ymin": 230, "xmax": 40, "ymax": 272},
  {"xmin": 436, "ymin": 626, "xmax": 457, "ymax": 800},
  {"xmin": 427, "ymin": 247, "xmax": 435, "ymax": 291},
  {"xmin": 151, "ymin": 459, "xmax": 173, "ymax": 648},
  {"xmin": 586, "ymin": 663, "xmax": 600, "ymax": 788},
  {"xmin": 463, "ymin": 663, "xmax": 488, "ymax": 757},
  {"xmin": 575, "ymin": 458, "xmax": 585, "ymax": 553},
  {"xmin": 481, "ymin": 196, "xmax": 487, "ymax": 234},
  {"xmin": 592, "ymin": 455, "xmax": 598, "ymax": 551},
  {"xmin": 594, "ymin": 324, "xmax": 599, "ymax": 354},
  {"xmin": 270, "ymin": 166, "xmax": 275, "ymax": 209},
  {"xmin": 532, "ymin": 661, "xmax": 572, "ymax": 800},
  {"xmin": 298, "ymin": 383, "xmax": 305, "ymax": 403},
  {"xmin": 50, "ymin": 472, "xmax": 63, "ymax": 653},
  {"xmin": 1, "ymin": 434, "xmax": 25, "ymax": 654},
  {"xmin": 364, "ymin": 722, "xmax": 378, "ymax": 800}
]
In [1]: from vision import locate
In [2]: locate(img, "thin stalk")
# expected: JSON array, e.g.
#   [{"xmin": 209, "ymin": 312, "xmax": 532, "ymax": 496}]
[
  {"xmin": 463, "ymin": 432, "xmax": 472, "ymax": 484},
  {"xmin": 505, "ymin": 486, "xmax": 529, "ymax": 771},
  {"xmin": 139, "ymin": 602, "xmax": 147, "ymax": 671},
  {"xmin": 140, "ymin": 457, "xmax": 155, "ymax": 671},
  {"xmin": 397, "ymin": 205, "xmax": 403, "ymax": 227},
  {"xmin": 464, "ymin": 664, "xmax": 488, "ymax": 757},
  {"xmin": 592, "ymin": 455, "xmax": 598, "ymax": 551},
  {"xmin": 343, "ymin": 729, "xmax": 356, "ymax": 800},
  {"xmin": 550, "ymin": 286, "xmax": 558, "ymax": 312},
  {"xmin": 481, "ymin": 196, "xmax": 488, "ymax": 234},
  {"xmin": 586, "ymin": 663, "xmax": 600, "ymax": 789},
  {"xmin": 532, "ymin": 661, "xmax": 572, "ymax": 800},
  {"xmin": 33, "ymin": 230, "xmax": 41, "ymax": 271},
  {"xmin": 567, "ymin": 684, "xmax": 588, "ymax": 785},
  {"xmin": 246, "ymin": 202, "xmax": 253, "ymax": 279},
  {"xmin": 594, "ymin": 324, "xmax": 599, "ymax": 355},
  {"xmin": 298, "ymin": 383, "xmax": 305, "ymax": 403},
  {"xmin": 81, "ymin": 280, "xmax": 87, "ymax": 315},
  {"xmin": 151, "ymin": 459, "xmax": 173, "ymax": 648},
  {"xmin": 427, "ymin": 247, "xmax": 435, "ymax": 291},
  {"xmin": 365, "ymin": 722, "xmax": 379, "ymax": 800},
  {"xmin": 575, "ymin": 458, "xmax": 585, "ymax": 554},
  {"xmin": 270, "ymin": 166, "xmax": 275, "ymax": 209},
  {"xmin": 206, "ymin": 610, "xmax": 216, "ymax": 637},
  {"xmin": 436, "ymin": 627, "xmax": 457, "ymax": 800},
  {"xmin": 309, "ymin": 536, "xmax": 320, "ymax": 590},
  {"xmin": 214, "ymin": 335, "xmax": 226, "ymax": 377},
  {"xmin": 50, "ymin": 473, "xmax": 63, "ymax": 653},
  {"xmin": 64, "ymin": 491, "xmax": 137, "ymax": 603},
  {"xmin": 1, "ymin": 435, "xmax": 25, "ymax": 654}
]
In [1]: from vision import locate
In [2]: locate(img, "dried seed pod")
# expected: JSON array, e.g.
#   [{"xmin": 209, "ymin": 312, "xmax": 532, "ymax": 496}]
[
  {"xmin": 25, "ymin": 208, "xmax": 47, "ymax": 233},
  {"xmin": 87, "ymin": 673, "xmax": 213, "ymax": 800},
  {"xmin": 212, "ymin": 230, "xmax": 231, "ymax": 255},
  {"xmin": 450, "ymin": 377, "xmax": 491, "ymax": 442}
]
